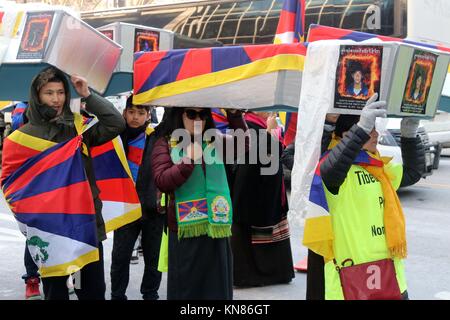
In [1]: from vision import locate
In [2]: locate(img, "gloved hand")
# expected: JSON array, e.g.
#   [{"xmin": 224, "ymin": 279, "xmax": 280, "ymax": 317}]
[
  {"xmin": 400, "ymin": 117, "xmax": 420, "ymax": 138},
  {"xmin": 357, "ymin": 93, "xmax": 387, "ymax": 134}
]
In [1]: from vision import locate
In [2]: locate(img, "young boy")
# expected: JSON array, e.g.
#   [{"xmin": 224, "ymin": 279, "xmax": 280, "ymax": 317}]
[{"xmin": 110, "ymin": 95, "xmax": 165, "ymax": 300}]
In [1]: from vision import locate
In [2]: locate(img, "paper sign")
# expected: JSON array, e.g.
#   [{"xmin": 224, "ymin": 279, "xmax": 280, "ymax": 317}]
[
  {"xmin": 134, "ymin": 28, "xmax": 159, "ymax": 52},
  {"xmin": 334, "ymin": 45, "xmax": 383, "ymax": 110},
  {"xmin": 100, "ymin": 29, "xmax": 114, "ymax": 41},
  {"xmin": 400, "ymin": 50, "xmax": 438, "ymax": 115},
  {"xmin": 17, "ymin": 11, "xmax": 54, "ymax": 60}
]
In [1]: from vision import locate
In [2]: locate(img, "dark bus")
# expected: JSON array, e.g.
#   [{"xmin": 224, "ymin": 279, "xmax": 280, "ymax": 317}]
[{"xmin": 82, "ymin": 0, "xmax": 407, "ymax": 46}]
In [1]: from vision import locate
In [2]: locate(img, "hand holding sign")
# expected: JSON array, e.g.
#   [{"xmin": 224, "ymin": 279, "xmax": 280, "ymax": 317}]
[
  {"xmin": 357, "ymin": 93, "xmax": 387, "ymax": 133},
  {"xmin": 71, "ymin": 75, "xmax": 91, "ymax": 98}
]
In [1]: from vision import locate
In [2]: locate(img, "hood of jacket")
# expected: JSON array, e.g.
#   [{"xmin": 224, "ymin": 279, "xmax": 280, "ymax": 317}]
[{"xmin": 26, "ymin": 66, "xmax": 75, "ymax": 127}]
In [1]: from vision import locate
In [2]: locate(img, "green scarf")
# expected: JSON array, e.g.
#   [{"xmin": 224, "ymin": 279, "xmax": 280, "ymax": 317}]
[{"xmin": 170, "ymin": 140, "xmax": 232, "ymax": 239}]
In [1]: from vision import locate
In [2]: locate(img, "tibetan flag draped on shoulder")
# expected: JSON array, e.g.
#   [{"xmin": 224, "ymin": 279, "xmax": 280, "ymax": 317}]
[
  {"xmin": 302, "ymin": 152, "xmax": 334, "ymax": 262},
  {"xmin": 1, "ymin": 132, "xmax": 99, "ymax": 277},
  {"xmin": 274, "ymin": 0, "xmax": 306, "ymax": 44},
  {"xmin": 74, "ymin": 112, "xmax": 142, "ymax": 233},
  {"xmin": 90, "ymin": 137, "xmax": 141, "ymax": 233}
]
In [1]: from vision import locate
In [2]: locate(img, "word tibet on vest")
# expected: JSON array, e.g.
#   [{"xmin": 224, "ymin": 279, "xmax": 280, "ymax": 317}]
[{"xmin": 354, "ymin": 170, "xmax": 378, "ymax": 186}]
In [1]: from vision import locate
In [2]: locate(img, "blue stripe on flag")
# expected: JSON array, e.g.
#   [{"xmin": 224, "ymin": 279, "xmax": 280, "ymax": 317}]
[
  {"xmin": 2, "ymin": 139, "xmax": 74, "ymax": 192},
  {"xmin": 212, "ymin": 47, "xmax": 251, "ymax": 72},
  {"xmin": 136, "ymin": 50, "xmax": 188, "ymax": 95},
  {"xmin": 15, "ymin": 213, "xmax": 98, "ymax": 246},
  {"xmin": 7, "ymin": 151, "xmax": 86, "ymax": 203},
  {"xmin": 93, "ymin": 149, "xmax": 129, "ymax": 180}
]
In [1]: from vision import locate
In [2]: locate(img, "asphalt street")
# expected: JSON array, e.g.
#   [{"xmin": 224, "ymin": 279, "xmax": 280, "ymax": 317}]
[{"xmin": 1, "ymin": 158, "xmax": 450, "ymax": 300}]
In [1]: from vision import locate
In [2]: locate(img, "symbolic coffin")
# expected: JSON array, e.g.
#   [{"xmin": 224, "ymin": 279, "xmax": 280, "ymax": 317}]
[
  {"xmin": 307, "ymin": 24, "xmax": 450, "ymax": 118},
  {"xmin": 97, "ymin": 22, "xmax": 223, "ymax": 97},
  {"xmin": 132, "ymin": 43, "xmax": 306, "ymax": 111},
  {"xmin": 0, "ymin": 8, "xmax": 122, "ymax": 101}
]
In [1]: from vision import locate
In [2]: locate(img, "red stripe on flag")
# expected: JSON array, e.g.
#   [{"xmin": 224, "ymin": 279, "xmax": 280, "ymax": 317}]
[
  {"xmin": 90, "ymin": 141, "xmax": 115, "ymax": 157},
  {"xmin": 176, "ymin": 48, "xmax": 212, "ymax": 81},
  {"xmin": 437, "ymin": 45, "xmax": 450, "ymax": 53},
  {"xmin": 4, "ymin": 138, "xmax": 79, "ymax": 196},
  {"xmin": 1, "ymin": 138, "xmax": 40, "ymax": 186},
  {"xmin": 244, "ymin": 43, "xmax": 307, "ymax": 62},
  {"xmin": 127, "ymin": 146, "xmax": 144, "ymax": 167},
  {"xmin": 283, "ymin": 113, "xmax": 298, "ymax": 146},
  {"xmin": 275, "ymin": 11, "xmax": 296, "ymax": 34},
  {"xmin": 10, "ymin": 181, "xmax": 96, "ymax": 214},
  {"xmin": 134, "ymin": 51, "xmax": 168, "ymax": 95},
  {"xmin": 97, "ymin": 178, "xmax": 140, "ymax": 203}
]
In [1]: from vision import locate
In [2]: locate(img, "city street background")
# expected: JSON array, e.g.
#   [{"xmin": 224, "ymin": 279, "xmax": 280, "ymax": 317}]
[{"xmin": 1, "ymin": 157, "xmax": 450, "ymax": 300}]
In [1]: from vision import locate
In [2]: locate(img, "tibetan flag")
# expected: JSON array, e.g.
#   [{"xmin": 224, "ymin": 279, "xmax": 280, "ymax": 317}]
[
  {"xmin": 307, "ymin": 24, "xmax": 450, "ymax": 54},
  {"xmin": 212, "ymin": 108, "xmax": 229, "ymax": 134},
  {"xmin": 282, "ymin": 112, "xmax": 298, "ymax": 146},
  {"xmin": 274, "ymin": 0, "xmax": 306, "ymax": 146},
  {"xmin": 1, "ymin": 133, "xmax": 99, "ymax": 277},
  {"xmin": 274, "ymin": 0, "xmax": 306, "ymax": 44},
  {"xmin": 90, "ymin": 137, "xmax": 141, "ymax": 233},
  {"xmin": 11, "ymin": 101, "xmax": 28, "ymax": 131}
]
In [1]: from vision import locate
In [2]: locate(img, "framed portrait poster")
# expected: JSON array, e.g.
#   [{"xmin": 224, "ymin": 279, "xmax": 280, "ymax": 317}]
[
  {"xmin": 17, "ymin": 11, "xmax": 55, "ymax": 60},
  {"xmin": 134, "ymin": 28, "xmax": 159, "ymax": 53},
  {"xmin": 333, "ymin": 45, "xmax": 383, "ymax": 111}
]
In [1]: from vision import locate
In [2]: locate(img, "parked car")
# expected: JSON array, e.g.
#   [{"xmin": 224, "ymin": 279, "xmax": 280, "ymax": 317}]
[
  {"xmin": 420, "ymin": 110, "xmax": 450, "ymax": 148},
  {"xmin": 377, "ymin": 129, "xmax": 403, "ymax": 165},
  {"xmin": 381, "ymin": 118, "xmax": 441, "ymax": 178}
]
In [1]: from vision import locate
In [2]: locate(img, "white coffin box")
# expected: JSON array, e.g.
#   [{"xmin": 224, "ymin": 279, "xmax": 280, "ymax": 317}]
[
  {"xmin": 97, "ymin": 22, "xmax": 175, "ymax": 73},
  {"xmin": 0, "ymin": 9, "xmax": 122, "ymax": 101},
  {"xmin": 322, "ymin": 41, "xmax": 450, "ymax": 118},
  {"xmin": 97, "ymin": 22, "xmax": 174, "ymax": 96},
  {"xmin": 96, "ymin": 22, "xmax": 223, "ymax": 97}
]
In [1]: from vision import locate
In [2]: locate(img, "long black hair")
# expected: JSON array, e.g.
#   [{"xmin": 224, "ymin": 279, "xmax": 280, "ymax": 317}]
[{"xmin": 155, "ymin": 107, "xmax": 216, "ymax": 139}]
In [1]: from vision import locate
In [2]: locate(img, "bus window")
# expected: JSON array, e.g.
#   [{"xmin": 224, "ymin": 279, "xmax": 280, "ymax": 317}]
[{"xmin": 82, "ymin": 0, "xmax": 406, "ymax": 46}]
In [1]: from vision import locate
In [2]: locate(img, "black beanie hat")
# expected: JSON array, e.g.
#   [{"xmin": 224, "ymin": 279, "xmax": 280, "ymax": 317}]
[{"xmin": 334, "ymin": 114, "xmax": 360, "ymax": 137}]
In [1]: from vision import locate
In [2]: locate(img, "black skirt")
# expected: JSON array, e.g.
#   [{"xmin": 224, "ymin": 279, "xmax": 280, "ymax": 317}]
[
  {"xmin": 231, "ymin": 223, "xmax": 295, "ymax": 287},
  {"xmin": 167, "ymin": 231, "xmax": 233, "ymax": 300}
]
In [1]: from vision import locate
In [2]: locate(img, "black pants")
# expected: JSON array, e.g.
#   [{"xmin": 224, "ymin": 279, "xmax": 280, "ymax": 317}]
[
  {"xmin": 306, "ymin": 249, "xmax": 325, "ymax": 300},
  {"xmin": 22, "ymin": 244, "xmax": 40, "ymax": 282},
  {"xmin": 41, "ymin": 242, "xmax": 106, "ymax": 300},
  {"xmin": 110, "ymin": 215, "xmax": 165, "ymax": 300}
]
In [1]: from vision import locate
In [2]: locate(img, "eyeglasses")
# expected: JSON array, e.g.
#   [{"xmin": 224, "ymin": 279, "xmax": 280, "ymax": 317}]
[{"xmin": 184, "ymin": 109, "xmax": 209, "ymax": 120}]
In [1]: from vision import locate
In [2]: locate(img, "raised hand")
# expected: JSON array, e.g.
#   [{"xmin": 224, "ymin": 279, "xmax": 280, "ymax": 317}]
[
  {"xmin": 357, "ymin": 93, "xmax": 387, "ymax": 133},
  {"xmin": 70, "ymin": 75, "xmax": 91, "ymax": 98}
]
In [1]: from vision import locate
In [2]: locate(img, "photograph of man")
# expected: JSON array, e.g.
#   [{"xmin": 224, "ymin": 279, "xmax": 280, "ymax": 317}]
[{"xmin": 346, "ymin": 62, "xmax": 369, "ymax": 97}]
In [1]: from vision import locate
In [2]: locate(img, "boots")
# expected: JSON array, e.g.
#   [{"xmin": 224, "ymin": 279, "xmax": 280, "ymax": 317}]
[{"xmin": 25, "ymin": 277, "xmax": 42, "ymax": 300}]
